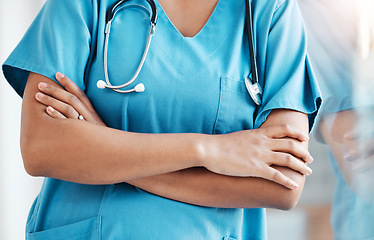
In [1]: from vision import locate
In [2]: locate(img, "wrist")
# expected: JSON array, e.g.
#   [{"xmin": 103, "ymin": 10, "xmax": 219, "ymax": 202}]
[{"xmin": 191, "ymin": 134, "xmax": 214, "ymax": 168}]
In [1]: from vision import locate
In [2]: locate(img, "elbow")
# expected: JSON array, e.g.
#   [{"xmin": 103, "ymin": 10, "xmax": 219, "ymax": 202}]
[
  {"xmin": 268, "ymin": 167, "xmax": 305, "ymax": 211},
  {"xmin": 277, "ymin": 190, "xmax": 301, "ymax": 211},
  {"xmin": 274, "ymin": 181, "xmax": 304, "ymax": 211},
  {"xmin": 20, "ymin": 136, "xmax": 46, "ymax": 177},
  {"xmin": 23, "ymin": 159, "xmax": 43, "ymax": 177}
]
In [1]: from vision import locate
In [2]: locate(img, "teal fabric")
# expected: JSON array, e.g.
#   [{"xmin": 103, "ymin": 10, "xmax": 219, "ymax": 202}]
[
  {"xmin": 3, "ymin": 0, "xmax": 321, "ymax": 239},
  {"xmin": 327, "ymin": 151, "xmax": 374, "ymax": 240}
]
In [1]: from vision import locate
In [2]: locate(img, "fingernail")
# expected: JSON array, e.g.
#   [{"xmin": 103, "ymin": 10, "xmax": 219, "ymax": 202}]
[
  {"xmin": 344, "ymin": 131, "xmax": 354, "ymax": 139},
  {"xmin": 35, "ymin": 92, "xmax": 44, "ymax": 100},
  {"xmin": 39, "ymin": 82, "xmax": 47, "ymax": 90},
  {"xmin": 56, "ymin": 72, "xmax": 64, "ymax": 78},
  {"xmin": 307, "ymin": 167, "xmax": 313, "ymax": 175},
  {"xmin": 309, "ymin": 156, "xmax": 314, "ymax": 163},
  {"xmin": 292, "ymin": 181, "xmax": 299, "ymax": 189},
  {"xmin": 47, "ymin": 106, "xmax": 54, "ymax": 113}
]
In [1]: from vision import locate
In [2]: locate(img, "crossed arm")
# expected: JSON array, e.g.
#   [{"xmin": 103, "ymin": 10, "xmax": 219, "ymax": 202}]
[
  {"xmin": 21, "ymin": 72, "xmax": 312, "ymax": 210},
  {"xmin": 319, "ymin": 108, "xmax": 374, "ymax": 186}
]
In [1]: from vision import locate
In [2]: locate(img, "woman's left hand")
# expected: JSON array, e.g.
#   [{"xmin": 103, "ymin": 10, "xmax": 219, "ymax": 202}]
[{"xmin": 35, "ymin": 72, "xmax": 106, "ymax": 126}]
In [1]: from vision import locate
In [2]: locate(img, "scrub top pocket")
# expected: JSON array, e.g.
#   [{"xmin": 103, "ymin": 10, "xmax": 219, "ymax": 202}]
[
  {"xmin": 26, "ymin": 216, "xmax": 101, "ymax": 240},
  {"xmin": 213, "ymin": 77, "xmax": 257, "ymax": 134}
]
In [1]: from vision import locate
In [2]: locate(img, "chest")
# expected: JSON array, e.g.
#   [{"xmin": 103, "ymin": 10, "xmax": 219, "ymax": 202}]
[
  {"xmin": 157, "ymin": 0, "xmax": 219, "ymax": 37},
  {"xmin": 84, "ymin": 0, "xmax": 256, "ymax": 134}
]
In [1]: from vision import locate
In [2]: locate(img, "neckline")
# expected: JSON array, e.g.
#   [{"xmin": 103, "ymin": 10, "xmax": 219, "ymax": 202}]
[{"xmin": 155, "ymin": 0, "xmax": 223, "ymax": 39}]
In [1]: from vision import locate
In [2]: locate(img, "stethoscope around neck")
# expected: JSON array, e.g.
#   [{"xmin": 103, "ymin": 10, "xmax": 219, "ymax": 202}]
[
  {"xmin": 96, "ymin": 0, "xmax": 157, "ymax": 93},
  {"xmin": 97, "ymin": 0, "xmax": 263, "ymax": 106}
]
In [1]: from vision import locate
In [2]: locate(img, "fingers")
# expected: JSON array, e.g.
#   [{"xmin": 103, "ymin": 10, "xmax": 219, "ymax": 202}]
[
  {"xmin": 55, "ymin": 73, "xmax": 96, "ymax": 112},
  {"xmin": 343, "ymin": 137, "xmax": 374, "ymax": 161},
  {"xmin": 37, "ymin": 81, "xmax": 96, "ymax": 122},
  {"xmin": 54, "ymin": 73, "xmax": 105, "ymax": 125},
  {"xmin": 262, "ymin": 168, "xmax": 299, "ymax": 190},
  {"xmin": 36, "ymin": 79, "xmax": 106, "ymax": 126},
  {"xmin": 269, "ymin": 152, "xmax": 312, "ymax": 176},
  {"xmin": 270, "ymin": 138, "xmax": 313, "ymax": 164},
  {"xmin": 37, "ymin": 83, "xmax": 88, "ymax": 116},
  {"xmin": 36, "ymin": 92, "xmax": 80, "ymax": 119},
  {"xmin": 46, "ymin": 106, "xmax": 67, "ymax": 119},
  {"xmin": 264, "ymin": 124, "xmax": 309, "ymax": 142}
]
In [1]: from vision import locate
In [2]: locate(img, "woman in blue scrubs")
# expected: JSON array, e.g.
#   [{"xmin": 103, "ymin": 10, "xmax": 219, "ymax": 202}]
[{"xmin": 3, "ymin": 0, "xmax": 320, "ymax": 239}]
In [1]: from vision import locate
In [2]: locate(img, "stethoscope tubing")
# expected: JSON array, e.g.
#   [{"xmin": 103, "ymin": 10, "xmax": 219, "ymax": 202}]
[
  {"xmin": 107, "ymin": 0, "xmax": 158, "ymax": 24},
  {"xmin": 245, "ymin": 0, "xmax": 258, "ymax": 86},
  {"xmin": 100, "ymin": 0, "xmax": 262, "ymax": 105},
  {"xmin": 100, "ymin": 2, "xmax": 157, "ymax": 93},
  {"xmin": 244, "ymin": 0, "xmax": 262, "ymax": 106},
  {"xmin": 103, "ymin": 4, "xmax": 155, "ymax": 93}
]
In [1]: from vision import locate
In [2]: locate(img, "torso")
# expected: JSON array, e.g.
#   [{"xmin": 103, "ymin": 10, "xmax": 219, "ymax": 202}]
[
  {"xmin": 23, "ymin": 0, "xmax": 288, "ymax": 238},
  {"xmin": 87, "ymin": 0, "xmax": 255, "ymax": 135},
  {"xmin": 157, "ymin": 0, "xmax": 219, "ymax": 37},
  {"xmin": 6, "ymin": 0, "xmax": 320, "ymax": 239}
]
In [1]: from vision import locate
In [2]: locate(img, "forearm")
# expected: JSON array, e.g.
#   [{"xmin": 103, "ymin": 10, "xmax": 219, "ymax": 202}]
[
  {"xmin": 26, "ymin": 73, "xmax": 311, "ymax": 198},
  {"xmin": 22, "ymin": 73, "xmax": 201, "ymax": 184},
  {"xmin": 128, "ymin": 166, "xmax": 304, "ymax": 209},
  {"xmin": 319, "ymin": 110, "xmax": 357, "ymax": 184},
  {"xmin": 129, "ymin": 109, "xmax": 309, "ymax": 209}
]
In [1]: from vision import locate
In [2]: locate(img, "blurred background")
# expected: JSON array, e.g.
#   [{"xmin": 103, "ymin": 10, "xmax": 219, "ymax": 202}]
[
  {"xmin": 0, "ymin": 1, "xmax": 45, "ymax": 239},
  {"xmin": 0, "ymin": 0, "xmax": 373, "ymax": 239}
]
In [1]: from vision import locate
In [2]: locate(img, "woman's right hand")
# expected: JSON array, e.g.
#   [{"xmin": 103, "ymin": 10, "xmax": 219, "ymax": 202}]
[{"xmin": 201, "ymin": 125, "xmax": 313, "ymax": 189}]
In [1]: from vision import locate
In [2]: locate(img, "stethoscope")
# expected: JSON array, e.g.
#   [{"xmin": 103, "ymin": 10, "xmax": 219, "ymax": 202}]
[{"xmin": 97, "ymin": 0, "xmax": 263, "ymax": 106}]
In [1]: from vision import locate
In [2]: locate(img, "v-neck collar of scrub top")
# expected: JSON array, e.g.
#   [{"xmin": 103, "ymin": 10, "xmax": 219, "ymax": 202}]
[
  {"xmin": 152, "ymin": 0, "xmax": 245, "ymax": 74},
  {"xmin": 155, "ymin": 0, "xmax": 223, "ymax": 39}
]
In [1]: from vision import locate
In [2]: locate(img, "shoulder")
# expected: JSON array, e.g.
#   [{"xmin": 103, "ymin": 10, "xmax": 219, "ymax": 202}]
[
  {"xmin": 275, "ymin": 0, "xmax": 288, "ymax": 10},
  {"xmin": 43, "ymin": 0, "xmax": 97, "ymax": 13},
  {"xmin": 40, "ymin": 0, "xmax": 99, "ymax": 28},
  {"xmin": 253, "ymin": 0, "xmax": 297, "ymax": 14},
  {"xmin": 251, "ymin": 0, "xmax": 294, "ymax": 32},
  {"xmin": 45, "ymin": 0, "xmax": 96, "ymax": 5},
  {"xmin": 252, "ymin": 0, "xmax": 287, "ymax": 10}
]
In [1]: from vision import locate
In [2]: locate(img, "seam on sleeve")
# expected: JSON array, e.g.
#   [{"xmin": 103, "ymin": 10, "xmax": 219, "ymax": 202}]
[
  {"xmin": 269, "ymin": 0, "xmax": 289, "ymax": 32},
  {"xmin": 274, "ymin": 0, "xmax": 288, "ymax": 13}
]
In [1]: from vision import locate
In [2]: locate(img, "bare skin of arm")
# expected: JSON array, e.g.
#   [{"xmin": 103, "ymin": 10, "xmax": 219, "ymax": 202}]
[
  {"xmin": 319, "ymin": 108, "xmax": 374, "ymax": 185},
  {"xmin": 319, "ymin": 111, "xmax": 356, "ymax": 184},
  {"xmin": 23, "ymin": 74, "xmax": 204, "ymax": 185},
  {"xmin": 123, "ymin": 0, "xmax": 309, "ymax": 209},
  {"xmin": 128, "ymin": 110, "xmax": 308, "ymax": 210},
  {"xmin": 23, "ymin": 72, "xmax": 312, "ymax": 210}
]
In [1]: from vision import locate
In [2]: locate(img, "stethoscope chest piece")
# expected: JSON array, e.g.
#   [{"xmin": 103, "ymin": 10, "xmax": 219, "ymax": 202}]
[{"xmin": 245, "ymin": 77, "xmax": 262, "ymax": 106}]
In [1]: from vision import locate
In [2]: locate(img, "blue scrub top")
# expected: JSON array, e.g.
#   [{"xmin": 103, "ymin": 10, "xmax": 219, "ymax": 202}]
[{"xmin": 3, "ymin": 0, "xmax": 321, "ymax": 239}]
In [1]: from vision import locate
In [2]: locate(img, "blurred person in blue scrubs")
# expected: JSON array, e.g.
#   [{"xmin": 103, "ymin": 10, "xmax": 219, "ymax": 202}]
[
  {"xmin": 2, "ymin": 0, "xmax": 320, "ymax": 239},
  {"xmin": 298, "ymin": 0, "xmax": 374, "ymax": 239}
]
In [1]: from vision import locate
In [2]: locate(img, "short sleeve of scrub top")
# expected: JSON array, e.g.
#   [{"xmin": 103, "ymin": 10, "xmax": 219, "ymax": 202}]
[
  {"xmin": 2, "ymin": 0, "xmax": 94, "ymax": 96},
  {"xmin": 252, "ymin": 0, "xmax": 321, "ymax": 131},
  {"xmin": 2, "ymin": 0, "xmax": 321, "ymax": 239}
]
